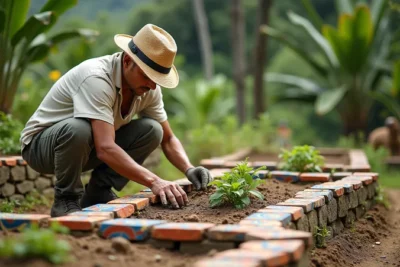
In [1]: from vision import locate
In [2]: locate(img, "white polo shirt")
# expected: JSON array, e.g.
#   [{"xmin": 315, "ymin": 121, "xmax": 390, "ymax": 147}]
[{"xmin": 20, "ymin": 52, "xmax": 168, "ymax": 150}]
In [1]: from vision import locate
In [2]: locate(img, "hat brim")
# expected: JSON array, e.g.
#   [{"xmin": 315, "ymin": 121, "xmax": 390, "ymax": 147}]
[{"xmin": 114, "ymin": 34, "xmax": 179, "ymax": 89}]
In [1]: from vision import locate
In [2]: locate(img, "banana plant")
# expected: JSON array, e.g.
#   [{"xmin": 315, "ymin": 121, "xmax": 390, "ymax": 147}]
[
  {"xmin": 263, "ymin": 0, "xmax": 395, "ymax": 135},
  {"xmin": 0, "ymin": 0, "xmax": 98, "ymax": 114}
]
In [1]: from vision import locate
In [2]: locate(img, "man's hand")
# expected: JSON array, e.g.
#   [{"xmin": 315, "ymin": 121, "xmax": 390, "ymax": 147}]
[
  {"xmin": 185, "ymin": 166, "xmax": 213, "ymax": 190},
  {"xmin": 150, "ymin": 178, "xmax": 188, "ymax": 209}
]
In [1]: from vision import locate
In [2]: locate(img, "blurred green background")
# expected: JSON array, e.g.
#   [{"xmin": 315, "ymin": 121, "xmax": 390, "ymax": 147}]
[{"xmin": 1, "ymin": 0, "xmax": 400, "ymax": 194}]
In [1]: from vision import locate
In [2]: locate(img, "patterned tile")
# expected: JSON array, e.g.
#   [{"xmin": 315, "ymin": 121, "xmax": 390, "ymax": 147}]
[
  {"xmin": 299, "ymin": 173, "xmax": 331, "ymax": 182},
  {"xmin": 0, "ymin": 213, "xmax": 49, "ymax": 231},
  {"xmin": 208, "ymin": 224, "xmax": 264, "ymax": 242},
  {"xmin": 263, "ymin": 206, "xmax": 304, "ymax": 221},
  {"xmin": 214, "ymin": 248, "xmax": 290, "ymax": 267},
  {"xmin": 108, "ymin": 197, "xmax": 149, "ymax": 210},
  {"xmin": 296, "ymin": 190, "xmax": 334, "ymax": 202},
  {"xmin": 69, "ymin": 211, "xmax": 114, "ymax": 218},
  {"xmin": 270, "ymin": 171, "xmax": 300, "ymax": 183},
  {"xmin": 49, "ymin": 216, "xmax": 108, "ymax": 231},
  {"xmin": 82, "ymin": 204, "xmax": 135, "ymax": 218},
  {"xmin": 310, "ymin": 184, "xmax": 345, "ymax": 197},
  {"xmin": 246, "ymin": 229, "xmax": 313, "ymax": 247},
  {"xmin": 240, "ymin": 240, "xmax": 305, "ymax": 261},
  {"xmin": 245, "ymin": 212, "xmax": 292, "ymax": 227},
  {"xmin": 353, "ymin": 172, "xmax": 379, "ymax": 181},
  {"xmin": 151, "ymin": 222, "xmax": 215, "ymax": 241}
]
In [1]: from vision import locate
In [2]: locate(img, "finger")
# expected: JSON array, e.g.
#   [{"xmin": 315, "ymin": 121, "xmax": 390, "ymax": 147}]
[
  {"xmin": 165, "ymin": 189, "xmax": 179, "ymax": 209},
  {"xmin": 200, "ymin": 169, "xmax": 209, "ymax": 190},
  {"xmin": 192, "ymin": 178, "xmax": 201, "ymax": 191},
  {"xmin": 159, "ymin": 191, "xmax": 168, "ymax": 206},
  {"xmin": 171, "ymin": 185, "xmax": 184, "ymax": 207},
  {"xmin": 176, "ymin": 185, "xmax": 189, "ymax": 205},
  {"xmin": 208, "ymin": 172, "xmax": 214, "ymax": 185}
]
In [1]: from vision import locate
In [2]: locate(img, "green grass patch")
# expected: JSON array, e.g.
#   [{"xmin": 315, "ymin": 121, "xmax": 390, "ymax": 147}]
[{"xmin": 378, "ymin": 170, "xmax": 400, "ymax": 189}]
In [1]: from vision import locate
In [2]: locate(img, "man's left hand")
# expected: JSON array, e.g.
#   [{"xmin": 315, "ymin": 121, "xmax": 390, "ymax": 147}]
[{"xmin": 185, "ymin": 166, "xmax": 213, "ymax": 190}]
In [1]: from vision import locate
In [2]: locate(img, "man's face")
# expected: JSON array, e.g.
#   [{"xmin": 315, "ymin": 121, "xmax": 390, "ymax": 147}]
[{"xmin": 122, "ymin": 55, "xmax": 157, "ymax": 96}]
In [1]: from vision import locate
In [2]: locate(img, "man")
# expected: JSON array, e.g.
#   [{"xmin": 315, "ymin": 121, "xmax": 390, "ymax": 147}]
[{"xmin": 20, "ymin": 24, "xmax": 213, "ymax": 217}]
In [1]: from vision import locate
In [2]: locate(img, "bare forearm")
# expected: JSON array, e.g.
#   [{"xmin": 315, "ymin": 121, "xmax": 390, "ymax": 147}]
[
  {"xmin": 97, "ymin": 144, "xmax": 160, "ymax": 187},
  {"xmin": 161, "ymin": 135, "xmax": 193, "ymax": 173}
]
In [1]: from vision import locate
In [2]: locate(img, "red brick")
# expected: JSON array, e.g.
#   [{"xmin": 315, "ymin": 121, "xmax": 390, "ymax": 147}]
[
  {"xmin": 82, "ymin": 204, "xmax": 135, "ymax": 218},
  {"xmin": 174, "ymin": 178, "xmax": 193, "ymax": 192},
  {"xmin": 207, "ymin": 224, "xmax": 261, "ymax": 242},
  {"xmin": 151, "ymin": 222, "xmax": 215, "ymax": 241},
  {"xmin": 353, "ymin": 172, "xmax": 379, "ymax": 181},
  {"xmin": 299, "ymin": 172, "xmax": 331, "ymax": 182},
  {"xmin": 0, "ymin": 213, "xmax": 50, "ymax": 231},
  {"xmin": 239, "ymin": 220, "xmax": 283, "ymax": 228},
  {"xmin": 12, "ymin": 156, "xmax": 27, "ymax": 166},
  {"xmin": 276, "ymin": 198, "xmax": 324, "ymax": 212},
  {"xmin": 0, "ymin": 157, "xmax": 17, "ymax": 166},
  {"xmin": 334, "ymin": 179, "xmax": 362, "ymax": 190},
  {"xmin": 264, "ymin": 205, "xmax": 304, "ymax": 221},
  {"xmin": 322, "ymin": 164, "xmax": 344, "ymax": 172},
  {"xmin": 270, "ymin": 171, "xmax": 300, "ymax": 183},
  {"xmin": 69, "ymin": 211, "xmax": 114, "ymax": 218},
  {"xmin": 345, "ymin": 165, "xmax": 371, "ymax": 172},
  {"xmin": 129, "ymin": 192, "xmax": 160, "ymax": 204},
  {"xmin": 209, "ymin": 168, "xmax": 231, "ymax": 178},
  {"xmin": 310, "ymin": 184, "xmax": 345, "ymax": 197},
  {"xmin": 108, "ymin": 196, "xmax": 149, "ymax": 210},
  {"xmin": 256, "ymin": 209, "xmax": 300, "ymax": 223},
  {"xmin": 332, "ymin": 172, "xmax": 352, "ymax": 181},
  {"xmin": 245, "ymin": 212, "xmax": 292, "ymax": 227},
  {"xmin": 194, "ymin": 258, "xmax": 262, "ymax": 267},
  {"xmin": 342, "ymin": 175, "xmax": 373, "ymax": 185},
  {"xmin": 291, "ymin": 194, "xmax": 325, "ymax": 208},
  {"xmin": 324, "ymin": 182, "xmax": 353, "ymax": 193},
  {"xmin": 214, "ymin": 248, "xmax": 290, "ymax": 267},
  {"xmin": 49, "ymin": 216, "xmax": 108, "ymax": 231},
  {"xmin": 296, "ymin": 190, "xmax": 333, "ymax": 203},
  {"xmin": 246, "ymin": 229, "xmax": 313, "ymax": 247},
  {"xmin": 240, "ymin": 240, "xmax": 305, "ymax": 262}
]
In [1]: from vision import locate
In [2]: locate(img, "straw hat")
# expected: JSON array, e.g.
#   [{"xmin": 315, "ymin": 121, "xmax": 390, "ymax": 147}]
[{"xmin": 114, "ymin": 24, "xmax": 179, "ymax": 88}]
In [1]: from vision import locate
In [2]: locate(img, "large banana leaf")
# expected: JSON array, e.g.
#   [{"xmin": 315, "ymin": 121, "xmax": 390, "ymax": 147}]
[
  {"xmin": 11, "ymin": 11, "xmax": 53, "ymax": 46},
  {"xmin": 315, "ymin": 86, "xmax": 347, "ymax": 115},
  {"xmin": 265, "ymin": 73, "xmax": 323, "ymax": 94},
  {"xmin": 335, "ymin": 0, "xmax": 354, "ymax": 14},
  {"xmin": 1, "ymin": 0, "xmax": 30, "ymax": 37},
  {"xmin": 288, "ymin": 11, "xmax": 339, "ymax": 70},
  {"xmin": 300, "ymin": 0, "xmax": 324, "ymax": 31},
  {"xmin": 392, "ymin": 60, "xmax": 400, "ymax": 96}
]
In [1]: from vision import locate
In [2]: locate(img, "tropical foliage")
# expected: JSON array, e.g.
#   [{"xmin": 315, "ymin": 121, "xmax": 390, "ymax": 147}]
[{"xmin": 279, "ymin": 145, "xmax": 325, "ymax": 172}]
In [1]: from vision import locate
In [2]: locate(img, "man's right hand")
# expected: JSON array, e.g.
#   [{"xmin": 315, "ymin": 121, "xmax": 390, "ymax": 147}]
[{"xmin": 150, "ymin": 178, "xmax": 188, "ymax": 209}]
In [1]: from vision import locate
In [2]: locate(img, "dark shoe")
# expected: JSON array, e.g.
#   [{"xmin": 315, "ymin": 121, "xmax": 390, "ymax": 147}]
[
  {"xmin": 80, "ymin": 184, "xmax": 118, "ymax": 209},
  {"xmin": 50, "ymin": 196, "xmax": 81, "ymax": 217}
]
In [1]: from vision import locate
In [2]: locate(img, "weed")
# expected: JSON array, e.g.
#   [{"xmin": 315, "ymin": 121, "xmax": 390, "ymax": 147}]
[
  {"xmin": 375, "ymin": 186, "xmax": 390, "ymax": 210},
  {"xmin": 314, "ymin": 226, "xmax": 331, "ymax": 248},
  {"xmin": 208, "ymin": 158, "xmax": 266, "ymax": 209},
  {"xmin": 0, "ymin": 190, "xmax": 50, "ymax": 213},
  {"xmin": 279, "ymin": 145, "xmax": 324, "ymax": 172},
  {"xmin": 0, "ymin": 222, "xmax": 71, "ymax": 264}
]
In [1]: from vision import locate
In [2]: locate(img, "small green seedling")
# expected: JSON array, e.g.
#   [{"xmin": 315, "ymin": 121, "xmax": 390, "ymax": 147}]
[
  {"xmin": 279, "ymin": 145, "xmax": 325, "ymax": 172},
  {"xmin": 314, "ymin": 226, "xmax": 331, "ymax": 248},
  {"xmin": 0, "ymin": 222, "xmax": 71, "ymax": 264},
  {"xmin": 208, "ymin": 158, "xmax": 266, "ymax": 209}
]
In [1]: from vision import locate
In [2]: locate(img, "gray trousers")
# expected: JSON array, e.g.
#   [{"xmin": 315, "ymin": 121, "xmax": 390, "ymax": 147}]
[{"xmin": 22, "ymin": 118, "xmax": 163, "ymax": 198}]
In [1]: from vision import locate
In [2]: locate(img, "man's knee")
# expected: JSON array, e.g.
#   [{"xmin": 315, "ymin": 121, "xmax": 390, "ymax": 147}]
[
  {"xmin": 59, "ymin": 118, "xmax": 93, "ymax": 146},
  {"xmin": 142, "ymin": 118, "xmax": 163, "ymax": 146}
]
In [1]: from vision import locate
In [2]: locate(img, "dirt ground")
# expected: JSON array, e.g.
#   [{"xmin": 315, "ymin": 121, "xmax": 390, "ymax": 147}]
[{"xmin": 1, "ymin": 184, "xmax": 399, "ymax": 267}]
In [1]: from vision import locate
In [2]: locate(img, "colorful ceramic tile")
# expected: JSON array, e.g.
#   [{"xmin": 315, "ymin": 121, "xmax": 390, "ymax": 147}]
[
  {"xmin": 246, "ymin": 229, "xmax": 313, "ymax": 247},
  {"xmin": 323, "ymin": 182, "xmax": 353, "ymax": 193},
  {"xmin": 108, "ymin": 196, "xmax": 149, "ymax": 210},
  {"xmin": 49, "ymin": 216, "xmax": 108, "ymax": 231},
  {"xmin": 214, "ymin": 248, "xmax": 290, "ymax": 267},
  {"xmin": 299, "ymin": 173, "xmax": 331, "ymax": 182},
  {"xmin": 82, "ymin": 204, "xmax": 135, "ymax": 218},
  {"xmin": 245, "ymin": 212, "xmax": 292, "ymax": 227},
  {"xmin": 240, "ymin": 240, "xmax": 305, "ymax": 261},
  {"xmin": 276, "ymin": 198, "xmax": 320, "ymax": 212},
  {"xmin": 99, "ymin": 218, "xmax": 167, "ymax": 241},
  {"xmin": 151, "ymin": 222, "xmax": 215, "ymax": 241},
  {"xmin": 257, "ymin": 208, "xmax": 303, "ymax": 222},
  {"xmin": 310, "ymin": 184, "xmax": 345, "ymax": 197},
  {"xmin": 263, "ymin": 206, "xmax": 304, "ymax": 221},
  {"xmin": 69, "ymin": 211, "xmax": 114, "ymax": 218},
  {"xmin": 270, "ymin": 171, "xmax": 300, "ymax": 183},
  {"xmin": 0, "ymin": 213, "xmax": 49, "ymax": 231},
  {"xmin": 297, "ymin": 190, "xmax": 334, "ymax": 202}
]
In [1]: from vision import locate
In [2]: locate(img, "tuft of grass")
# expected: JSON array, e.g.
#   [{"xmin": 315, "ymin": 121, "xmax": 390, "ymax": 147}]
[
  {"xmin": 314, "ymin": 226, "xmax": 331, "ymax": 248},
  {"xmin": 0, "ymin": 190, "xmax": 50, "ymax": 213}
]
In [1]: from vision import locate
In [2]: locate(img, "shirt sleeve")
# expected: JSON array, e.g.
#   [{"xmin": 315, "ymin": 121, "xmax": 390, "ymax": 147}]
[
  {"xmin": 139, "ymin": 87, "xmax": 168, "ymax": 123},
  {"xmin": 73, "ymin": 76, "xmax": 116, "ymax": 125}
]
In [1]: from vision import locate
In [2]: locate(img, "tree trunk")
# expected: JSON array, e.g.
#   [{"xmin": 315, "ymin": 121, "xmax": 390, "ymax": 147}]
[
  {"xmin": 192, "ymin": 0, "xmax": 214, "ymax": 80},
  {"xmin": 231, "ymin": 0, "xmax": 246, "ymax": 124},
  {"xmin": 253, "ymin": 0, "xmax": 272, "ymax": 119}
]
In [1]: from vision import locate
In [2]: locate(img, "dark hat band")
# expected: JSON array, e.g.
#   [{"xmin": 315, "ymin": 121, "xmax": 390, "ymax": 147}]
[{"xmin": 128, "ymin": 39, "xmax": 171, "ymax": 74}]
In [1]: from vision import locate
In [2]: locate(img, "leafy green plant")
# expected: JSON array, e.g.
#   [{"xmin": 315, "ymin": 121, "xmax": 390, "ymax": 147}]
[
  {"xmin": 314, "ymin": 226, "xmax": 331, "ymax": 248},
  {"xmin": 0, "ymin": 222, "xmax": 71, "ymax": 264},
  {"xmin": 0, "ymin": 200, "xmax": 16, "ymax": 213},
  {"xmin": 208, "ymin": 159, "xmax": 266, "ymax": 209},
  {"xmin": 0, "ymin": 190, "xmax": 50, "ymax": 213},
  {"xmin": 0, "ymin": 112, "xmax": 23, "ymax": 155},
  {"xmin": 279, "ymin": 145, "xmax": 325, "ymax": 172}
]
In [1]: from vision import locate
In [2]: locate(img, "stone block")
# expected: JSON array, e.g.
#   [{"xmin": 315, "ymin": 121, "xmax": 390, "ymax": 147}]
[
  {"xmin": 303, "ymin": 189, "xmax": 334, "ymax": 202},
  {"xmin": 52, "ymin": 176, "xmax": 57, "ymax": 186},
  {"xmin": 1, "ymin": 183, "xmax": 15, "ymax": 197},
  {"xmin": 307, "ymin": 210, "xmax": 318, "ymax": 235},
  {"xmin": 310, "ymin": 184, "xmax": 344, "ymax": 197},
  {"xmin": 239, "ymin": 220, "xmax": 283, "ymax": 228},
  {"xmin": 0, "ymin": 157, "xmax": 16, "ymax": 166},
  {"xmin": 214, "ymin": 248, "xmax": 290, "ymax": 267},
  {"xmin": 180, "ymin": 240, "xmax": 236, "ymax": 255},
  {"xmin": 325, "ymin": 226, "xmax": 334, "ymax": 241},
  {"xmin": 357, "ymin": 187, "xmax": 368, "ymax": 204},
  {"xmin": 208, "ymin": 224, "xmax": 261, "ymax": 242},
  {"xmin": 331, "ymin": 172, "xmax": 352, "ymax": 181},
  {"xmin": 270, "ymin": 171, "xmax": 300, "ymax": 183},
  {"xmin": 42, "ymin": 188, "xmax": 55, "ymax": 198},
  {"xmin": 240, "ymin": 240, "xmax": 305, "ymax": 262},
  {"xmin": 364, "ymin": 199, "xmax": 372, "ymax": 210},
  {"xmin": 10, "ymin": 166, "xmax": 26, "ymax": 182},
  {"xmin": 331, "ymin": 219, "xmax": 344, "ymax": 236},
  {"xmin": 194, "ymin": 258, "xmax": 262, "ymax": 267},
  {"xmin": 347, "ymin": 191, "xmax": 358, "ymax": 209},
  {"xmin": 252, "ymin": 161, "xmax": 278, "ymax": 170},
  {"xmin": 108, "ymin": 196, "xmax": 149, "ymax": 210},
  {"xmin": 295, "ymin": 215, "xmax": 309, "ymax": 232},
  {"xmin": 0, "ymin": 213, "xmax": 49, "ymax": 231},
  {"xmin": 299, "ymin": 173, "xmax": 330, "ymax": 182},
  {"xmin": 0, "ymin": 166, "xmax": 10, "ymax": 185},
  {"xmin": 26, "ymin": 166, "xmax": 39, "ymax": 180},
  {"xmin": 316, "ymin": 205, "xmax": 328, "ymax": 228},
  {"xmin": 353, "ymin": 172, "xmax": 379, "ymax": 181},
  {"xmin": 49, "ymin": 216, "xmax": 109, "ymax": 231},
  {"xmin": 288, "ymin": 222, "xmax": 296, "ymax": 230},
  {"xmin": 355, "ymin": 205, "xmax": 366, "ymax": 219},
  {"xmin": 245, "ymin": 229, "xmax": 313, "ymax": 247},
  {"xmin": 245, "ymin": 212, "xmax": 292, "ymax": 227},
  {"xmin": 327, "ymin": 198, "xmax": 338, "ymax": 223},
  {"xmin": 366, "ymin": 184, "xmax": 375, "ymax": 199},
  {"xmin": 151, "ymin": 222, "xmax": 215, "ymax": 241},
  {"xmin": 337, "ymin": 195, "xmax": 349, "ymax": 218},
  {"xmin": 264, "ymin": 205, "xmax": 304, "ymax": 221},
  {"xmin": 9, "ymin": 194, "xmax": 25, "ymax": 203},
  {"xmin": 83, "ymin": 204, "xmax": 135, "ymax": 218},
  {"xmin": 98, "ymin": 218, "xmax": 167, "ymax": 241},
  {"xmin": 34, "ymin": 177, "xmax": 52, "ymax": 191},
  {"xmin": 342, "ymin": 209, "xmax": 356, "ymax": 228},
  {"xmin": 16, "ymin": 181, "xmax": 34, "ymax": 194}
]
